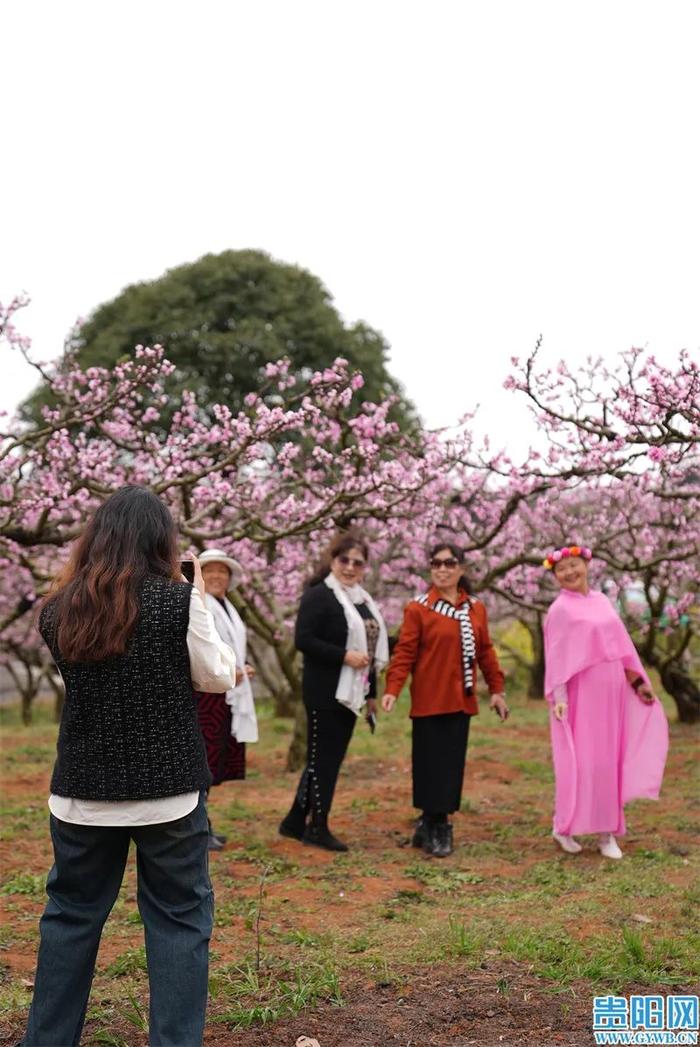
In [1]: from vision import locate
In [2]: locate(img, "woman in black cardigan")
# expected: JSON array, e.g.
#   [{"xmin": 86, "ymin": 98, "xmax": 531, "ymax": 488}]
[
  {"xmin": 21, "ymin": 486, "xmax": 236, "ymax": 1047},
  {"xmin": 279, "ymin": 532, "xmax": 388, "ymax": 852}
]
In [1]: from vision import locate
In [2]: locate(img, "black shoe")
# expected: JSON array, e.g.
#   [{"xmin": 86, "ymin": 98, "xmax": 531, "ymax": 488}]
[
  {"xmin": 422, "ymin": 823, "xmax": 437, "ymax": 855},
  {"xmin": 279, "ymin": 816, "xmax": 305, "ymax": 841},
  {"xmin": 207, "ymin": 833, "xmax": 225, "ymax": 851},
  {"xmin": 431, "ymin": 822, "xmax": 454, "ymax": 858},
  {"xmin": 279, "ymin": 799, "xmax": 307, "ymax": 841},
  {"xmin": 302, "ymin": 823, "xmax": 349, "ymax": 852},
  {"xmin": 411, "ymin": 817, "xmax": 426, "ymax": 849}
]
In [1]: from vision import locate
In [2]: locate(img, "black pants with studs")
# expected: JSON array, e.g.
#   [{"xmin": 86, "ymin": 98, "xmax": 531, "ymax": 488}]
[{"xmin": 295, "ymin": 703, "xmax": 356, "ymax": 820}]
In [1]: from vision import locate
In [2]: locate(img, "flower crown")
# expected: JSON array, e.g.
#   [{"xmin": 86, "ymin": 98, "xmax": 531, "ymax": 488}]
[{"xmin": 542, "ymin": 545, "xmax": 592, "ymax": 570}]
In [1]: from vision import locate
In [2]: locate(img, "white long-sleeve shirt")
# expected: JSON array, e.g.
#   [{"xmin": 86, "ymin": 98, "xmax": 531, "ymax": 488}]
[{"xmin": 48, "ymin": 587, "xmax": 236, "ymax": 826}]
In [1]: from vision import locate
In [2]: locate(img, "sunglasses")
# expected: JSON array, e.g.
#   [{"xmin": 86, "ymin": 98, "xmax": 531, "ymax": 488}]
[
  {"xmin": 430, "ymin": 557, "xmax": 459, "ymax": 569},
  {"xmin": 338, "ymin": 555, "xmax": 366, "ymax": 569}
]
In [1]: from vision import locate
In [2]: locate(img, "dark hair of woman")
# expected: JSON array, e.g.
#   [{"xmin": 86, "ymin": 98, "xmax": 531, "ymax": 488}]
[
  {"xmin": 429, "ymin": 541, "xmax": 472, "ymax": 594},
  {"xmin": 307, "ymin": 531, "xmax": 370, "ymax": 588},
  {"xmin": 46, "ymin": 485, "xmax": 181, "ymax": 662}
]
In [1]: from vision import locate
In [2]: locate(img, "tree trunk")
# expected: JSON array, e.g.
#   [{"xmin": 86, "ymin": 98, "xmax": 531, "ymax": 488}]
[
  {"xmin": 6, "ymin": 662, "xmax": 36, "ymax": 725},
  {"xmin": 246, "ymin": 635, "xmax": 297, "ymax": 718},
  {"xmin": 230, "ymin": 590, "xmax": 306, "ymax": 766},
  {"xmin": 658, "ymin": 660, "xmax": 700, "ymax": 724},
  {"xmin": 21, "ymin": 689, "xmax": 34, "ymax": 725},
  {"xmin": 526, "ymin": 614, "xmax": 546, "ymax": 699},
  {"xmin": 286, "ymin": 701, "xmax": 307, "ymax": 772},
  {"xmin": 272, "ymin": 688, "xmax": 297, "ymax": 719}
]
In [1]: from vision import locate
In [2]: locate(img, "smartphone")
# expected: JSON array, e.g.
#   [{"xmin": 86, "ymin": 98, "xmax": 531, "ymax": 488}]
[
  {"xmin": 181, "ymin": 560, "xmax": 195, "ymax": 583},
  {"xmin": 366, "ymin": 711, "xmax": 377, "ymax": 734}
]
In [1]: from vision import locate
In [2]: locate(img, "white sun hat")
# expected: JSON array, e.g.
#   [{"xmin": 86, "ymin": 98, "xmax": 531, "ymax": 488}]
[{"xmin": 198, "ymin": 548, "xmax": 243, "ymax": 587}]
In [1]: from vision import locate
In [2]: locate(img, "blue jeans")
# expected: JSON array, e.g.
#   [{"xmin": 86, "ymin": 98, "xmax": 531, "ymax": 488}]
[{"xmin": 23, "ymin": 793, "xmax": 213, "ymax": 1047}]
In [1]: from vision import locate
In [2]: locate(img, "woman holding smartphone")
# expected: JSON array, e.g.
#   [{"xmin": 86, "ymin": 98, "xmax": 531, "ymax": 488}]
[
  {"xmin": 22, "ymin": 485, "xmax": 236, "ymax": 1047},
  {"xmin": 279, "ymin": 532, "xmax": 389, "ymax": 852}
]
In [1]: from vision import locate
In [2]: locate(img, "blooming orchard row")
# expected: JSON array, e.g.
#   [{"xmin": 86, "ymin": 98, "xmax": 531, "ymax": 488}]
[{"xmin": 1, "ymin": 296, "xmax": 697, "ymax": 733}]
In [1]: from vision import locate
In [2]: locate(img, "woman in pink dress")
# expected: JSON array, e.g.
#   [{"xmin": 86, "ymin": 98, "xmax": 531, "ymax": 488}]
[{"xmin": 543, "ymin": 545, "xmax": 669, "ymax": 859}]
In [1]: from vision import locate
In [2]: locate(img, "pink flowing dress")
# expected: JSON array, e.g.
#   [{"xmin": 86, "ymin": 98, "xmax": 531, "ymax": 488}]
[{"xmin": 543, "ymin": 590, "xmax": 669, "ymax": 836}]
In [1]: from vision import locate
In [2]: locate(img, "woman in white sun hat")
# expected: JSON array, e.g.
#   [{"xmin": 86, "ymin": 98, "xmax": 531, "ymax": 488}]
[{"xmin": 194, "ymin": 548, "xmax": 258, "ymax": 849}]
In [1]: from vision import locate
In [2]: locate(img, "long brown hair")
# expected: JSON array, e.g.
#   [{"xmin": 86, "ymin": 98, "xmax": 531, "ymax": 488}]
[
  {"xmin": 307, "ymin": 531, "xmax": 370, "ymax": 588},
  {"xmin": 47, "ymin": 485, "xmax": 180, "ymax": 662}
]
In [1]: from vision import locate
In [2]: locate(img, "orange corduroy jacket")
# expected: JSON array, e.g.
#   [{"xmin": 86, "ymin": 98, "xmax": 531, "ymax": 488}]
[{"xmin": 384, "ymin": 587, "xmax": 505, "ymax": 717}]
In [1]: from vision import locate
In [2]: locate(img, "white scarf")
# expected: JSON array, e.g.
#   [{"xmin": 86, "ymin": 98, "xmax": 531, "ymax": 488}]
[
  {"xmin": 205, "ymin": 593, "xmax": 259, "ymax": 743},
  {"xmin": 324, "ymin": 574, "xmax": 390, "ymax": 715}
]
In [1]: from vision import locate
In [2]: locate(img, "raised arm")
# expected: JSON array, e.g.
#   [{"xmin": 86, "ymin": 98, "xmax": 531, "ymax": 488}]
[{"xmin": 187, "ymin": 588, "xmax": 237, "ymax": 692}]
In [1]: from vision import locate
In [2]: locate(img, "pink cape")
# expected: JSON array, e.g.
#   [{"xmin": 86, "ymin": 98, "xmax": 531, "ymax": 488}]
[{"xmin": 543, "ymin": 590, "xmax": 669, "ymax": 836}]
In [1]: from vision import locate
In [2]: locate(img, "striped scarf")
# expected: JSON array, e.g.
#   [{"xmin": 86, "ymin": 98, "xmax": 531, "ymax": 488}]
[{"xmin": 415, "ymin": 593, "xmax": 476, "ymax": 696}]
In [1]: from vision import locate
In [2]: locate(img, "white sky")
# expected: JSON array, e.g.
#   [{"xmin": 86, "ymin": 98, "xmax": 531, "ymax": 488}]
[{"xmin": 2, "ymin": 0, "xmax": 698, "ymax": 439}]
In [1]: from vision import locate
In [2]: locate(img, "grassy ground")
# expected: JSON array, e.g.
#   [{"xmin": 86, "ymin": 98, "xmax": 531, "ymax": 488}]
[{"xmin": 0, "ymin": 689, "xmax": 698, "ymax": 1046}]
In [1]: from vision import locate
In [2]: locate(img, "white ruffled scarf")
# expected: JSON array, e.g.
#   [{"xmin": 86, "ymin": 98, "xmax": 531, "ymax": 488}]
[
  {"xmin": 205, "ymin": 593, "xmax": 259, "ymax": 743},
  {"xmin": 324, "ymin": 573, "xmax": 389, "ymax": 715}
]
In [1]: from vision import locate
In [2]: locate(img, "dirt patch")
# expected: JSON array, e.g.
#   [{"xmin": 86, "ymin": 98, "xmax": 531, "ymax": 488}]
[
  {"xmin": 206, "ymin": 964, "xmax": 603, "ymax": 1046},
  {"xmin": 0, "ymin": 964, "xmax": 609, "ymax": 1046},
  {"xmin": 2, "ymin": 704, "xmax": 697, "ymax": 1045}
]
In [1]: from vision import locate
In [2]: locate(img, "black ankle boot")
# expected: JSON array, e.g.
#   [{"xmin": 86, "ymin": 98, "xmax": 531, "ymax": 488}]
[
  {"xmin": 422, "ymin": 821, "xmax": 437, "ymax": 855},
  {"xmin": 302, "ymin": 815, "xmax": 348, "ymax": 852},
  {"xmin": 412, "ymin": 816, "xmax": 426, "ymax": 849},
  {"xmin": 278, "ymin": 799, "xmax": 307, "ymax": 841},
  {"xmin": 431, "ymin": 822, "xmax": 454, "ymax": 858}
]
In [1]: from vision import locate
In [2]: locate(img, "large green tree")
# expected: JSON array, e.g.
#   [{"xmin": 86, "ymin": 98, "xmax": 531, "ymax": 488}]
[{"xmin": 23, "ymin": 250, "xmax": 417, "ymax": 427}]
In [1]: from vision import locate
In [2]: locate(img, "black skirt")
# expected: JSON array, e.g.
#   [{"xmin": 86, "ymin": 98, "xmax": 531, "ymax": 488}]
[{"xmin": 412, "ymin": 711, "xmax": 471, "ymax": 814}]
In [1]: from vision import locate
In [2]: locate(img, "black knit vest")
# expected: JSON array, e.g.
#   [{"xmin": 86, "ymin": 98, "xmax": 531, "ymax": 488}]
[{"xmin": 42, "ymin": 575, "xmax": 212, "ymax": 801}]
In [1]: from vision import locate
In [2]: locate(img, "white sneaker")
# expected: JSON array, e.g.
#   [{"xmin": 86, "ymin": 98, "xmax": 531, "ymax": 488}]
[
  {"xmin": 553, "ymin": 832, "xmax": 582, "ymax": 854},
  {"xmin": 599, "ymin": 834, "xmax": 623, "ymax": 859}
]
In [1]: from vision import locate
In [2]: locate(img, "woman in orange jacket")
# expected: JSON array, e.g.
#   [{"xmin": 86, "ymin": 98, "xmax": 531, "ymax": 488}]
[{"xmin": 382, "ymin": 543, "xmax": 509, "ymax": 857}]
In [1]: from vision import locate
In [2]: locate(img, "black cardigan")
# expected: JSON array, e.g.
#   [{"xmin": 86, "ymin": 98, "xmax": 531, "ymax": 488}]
[
  {"xmin": 295, "ymin": 582, "xmax": 377, "ymax": 710},
  {"xmin": 42, "ymin": 576, "xmax": 211, "ymax": 801}
]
